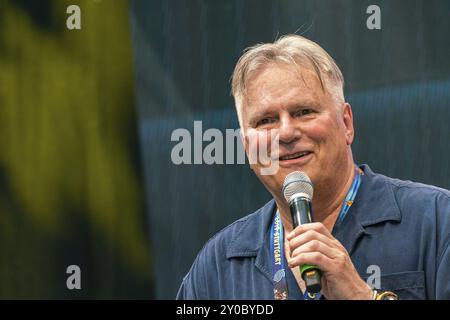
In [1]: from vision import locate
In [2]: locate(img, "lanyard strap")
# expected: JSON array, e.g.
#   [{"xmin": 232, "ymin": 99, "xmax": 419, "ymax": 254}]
[
  {"xmin": 270, "ymin": 211, "xmax": 321, "ymax": 300},
  {"xmin": 270, "ymin": 213, "xmax": 288, "ymax": 300},
  {"xmin": 336, "ymin": 167, "xmax": 363, "ymax": 224},
  {"xmin": 270, "ymin": 166, "xmax": 363, "ymax": 300}
]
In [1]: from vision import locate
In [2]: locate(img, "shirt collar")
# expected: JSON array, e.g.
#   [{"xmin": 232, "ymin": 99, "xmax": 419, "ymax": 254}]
[
  {"xmin": 226, "ymin": 199, "xmax": 276, "ymax": 283},
  {"xmin": 353, "ymin": 164, "xmax": 402, "ymax": 227},
  {"xmin": 226, "ymin": 199, "xmax": 276, "ymax": 259},
  {"xmin": 225, "ymin": 164, "xmax": 402, "ymax": 262},
  {"xmin": 334, "ymin": 164, "xmax": 402, "ymax": 255}
]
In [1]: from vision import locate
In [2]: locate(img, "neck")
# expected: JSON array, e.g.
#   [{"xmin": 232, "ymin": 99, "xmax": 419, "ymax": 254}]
[{"xmin": 276, "ymin": 163, "xmax": 356, "ymax": 234}]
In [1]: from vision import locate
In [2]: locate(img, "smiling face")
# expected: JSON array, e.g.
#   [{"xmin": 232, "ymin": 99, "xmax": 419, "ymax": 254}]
[{"xmin": 241, "ymin": 63, "xmax": 355, "ymax": 202}]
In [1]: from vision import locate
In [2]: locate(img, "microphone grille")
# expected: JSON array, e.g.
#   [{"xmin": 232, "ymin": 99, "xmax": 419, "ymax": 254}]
[{"xmin": 282, "ymin": 171, "xmax": 313, "ymax": 203}]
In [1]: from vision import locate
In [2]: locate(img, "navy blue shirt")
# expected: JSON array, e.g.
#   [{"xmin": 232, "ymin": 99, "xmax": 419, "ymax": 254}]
[{"xmin": 177, "ymin": 165, "xmax": 450, "ymax": 299}]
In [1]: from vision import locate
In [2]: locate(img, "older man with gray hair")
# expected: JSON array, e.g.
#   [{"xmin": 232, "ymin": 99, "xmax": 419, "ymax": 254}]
[{"xmin": 177, "ymin": 35, "xmax": 450, "ymax": 300}]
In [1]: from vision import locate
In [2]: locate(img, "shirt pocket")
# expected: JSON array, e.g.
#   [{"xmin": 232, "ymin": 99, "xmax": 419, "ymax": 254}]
[{"xmin": 378, "ymin": 271, "xmax": 426, "ymax": 300}]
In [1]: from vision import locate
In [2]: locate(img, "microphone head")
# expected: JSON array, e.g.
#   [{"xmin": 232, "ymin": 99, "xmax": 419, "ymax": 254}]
[{"xmin": 282, "ymin": 171, "xmax": 314, "ymax": 203}]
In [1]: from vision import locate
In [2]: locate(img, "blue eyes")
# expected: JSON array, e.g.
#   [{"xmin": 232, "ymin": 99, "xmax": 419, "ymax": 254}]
[
  {"xmin": 295, "ymin": 109, "xmax": 313, "ymax": 117},
  {"xmin": 256, "ymin": 109, "xmax": 314, "ymax": 127},
  {"xmin": 258, "ymin": 118, "xmax": 276, "ymax": 126}
]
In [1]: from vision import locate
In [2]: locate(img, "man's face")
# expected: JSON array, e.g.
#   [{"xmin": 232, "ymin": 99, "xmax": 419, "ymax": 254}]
[{"xmin": 241, "ymin": 63, "xmax": 354, "ymax": 200}]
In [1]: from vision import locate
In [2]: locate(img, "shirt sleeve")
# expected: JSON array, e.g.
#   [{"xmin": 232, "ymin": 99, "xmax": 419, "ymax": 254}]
[
  {"xmin": 176, "ymin": 247, "xmax": 210, "ymax": 300},
  {"xmin": 435, "ymin": 193, "xmax": 450, "ymax": 299},
  {"xmin": 436, "ymin": 239, "xmax": 450, "ymax": 299},
  {"xmin": 176, "ymin": 274, "xmax": 198, "ymax": 300},
  {"xmin": 175, "ymin": 231, "xmax": 224, "ymax": 299}
]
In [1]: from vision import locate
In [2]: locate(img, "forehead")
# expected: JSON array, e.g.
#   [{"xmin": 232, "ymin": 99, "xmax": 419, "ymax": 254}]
[{"xmin": 244, "ymin": 64, "xmax": 324, "ymax": 113}]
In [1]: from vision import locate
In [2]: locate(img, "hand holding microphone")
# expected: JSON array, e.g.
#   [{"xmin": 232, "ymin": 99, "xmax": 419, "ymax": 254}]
[
  {"xmin": 282, "ymin": 171, "xmax": 322, "ymax": 294},
  {"xmin": 282, "ymin": 171, "xmax": 373, "ymax": 299}
]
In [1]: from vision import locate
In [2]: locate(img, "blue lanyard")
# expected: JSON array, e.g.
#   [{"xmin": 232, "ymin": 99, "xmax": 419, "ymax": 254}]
[
  {"xmin": 270, "ymin": 211, "xmax": 321, "ymax": 300},
  {"xmin": 270, "ymin": 166, "xmax": 363, "ymax": 300},
  {"xmin": 336, "ymin": 167, "xmax": 363, "ymax": 224},
  {"xmin": 270, "ymin": 213, "xmax": 289, "ymax": 300}
]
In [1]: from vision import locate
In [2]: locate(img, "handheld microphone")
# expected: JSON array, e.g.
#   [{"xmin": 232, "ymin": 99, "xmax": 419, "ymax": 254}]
[{"xmin": 282, "ymin": 171, "xmax": 322, "ymax": 294}]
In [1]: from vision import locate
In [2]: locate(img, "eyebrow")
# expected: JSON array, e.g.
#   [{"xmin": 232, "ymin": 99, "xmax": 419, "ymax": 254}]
[
  {"xmin": 248, "ymin": 110, "xmax": 275, "ymax": 121},
  {"xmin": 247, "ymin": 101, "xmax": 321, "ymax": 123}
]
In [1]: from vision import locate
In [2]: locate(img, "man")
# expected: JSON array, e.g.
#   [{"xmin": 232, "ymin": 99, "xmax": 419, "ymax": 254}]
[{"xmin": 176, "ymin": 35, "xmax": 450, "ymax": 300}]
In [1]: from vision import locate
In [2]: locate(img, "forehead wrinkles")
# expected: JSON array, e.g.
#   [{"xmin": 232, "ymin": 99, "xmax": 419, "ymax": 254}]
[{"xmin": 245, "ymin": 65, "xmax": 321, "ymax": 111}]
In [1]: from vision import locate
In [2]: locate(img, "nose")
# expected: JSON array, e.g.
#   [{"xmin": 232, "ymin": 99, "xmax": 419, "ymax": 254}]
[{"xmin": 278, "ymin": 114, "xmax": 300, "ymax": 145}]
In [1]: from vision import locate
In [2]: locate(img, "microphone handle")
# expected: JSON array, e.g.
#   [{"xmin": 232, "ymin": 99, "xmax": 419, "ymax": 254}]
[{"xmin": 289, "ymin": 196, "xmax": 322, "ymax": 294}]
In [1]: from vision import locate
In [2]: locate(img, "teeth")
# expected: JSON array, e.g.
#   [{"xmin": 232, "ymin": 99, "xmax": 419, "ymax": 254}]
[{"xmin": 280, "ymin": 152, "xmax": 309, "ymax": 160}]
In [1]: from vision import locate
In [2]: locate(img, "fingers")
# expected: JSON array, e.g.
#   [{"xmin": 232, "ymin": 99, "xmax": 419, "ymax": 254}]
[
  {"xmin": 286, "ymin": 223, "xmax": 333, "ymax": 241},
  {"xmin": 287, "ymin": 251, "xmax": 335, "ymax": 272},
  {"xmin": 285, "ymin": 223, "xmax": 348, "ymax": 273},
  {"xmin": 287, "ymin": 229, "xmax": 338, "ymax": 253},
  {"xmin": 286, "ymin": 223, "xmax": 345, "ymax": 254},
  {"xmin": 290, "ymin": 238, "xmax": 341, "ymax": 260}
]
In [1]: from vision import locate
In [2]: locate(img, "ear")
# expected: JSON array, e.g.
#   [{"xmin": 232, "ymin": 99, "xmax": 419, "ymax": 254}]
[{"xmin": 342, "ymin": 102, "xmax": 354, "ymax": 145}]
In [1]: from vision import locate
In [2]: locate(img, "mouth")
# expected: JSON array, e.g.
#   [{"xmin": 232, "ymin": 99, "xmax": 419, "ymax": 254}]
[{"xmin": 279, "ymin": 151, "xmax": 312, "ymax": 161}]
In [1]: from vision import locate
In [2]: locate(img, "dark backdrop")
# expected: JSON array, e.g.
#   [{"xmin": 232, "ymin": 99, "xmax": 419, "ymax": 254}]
[
  {"xmin": 130, "ymin": 0, "xmax": 450, "ymax": 299},
  {"xmin": 0, "ymin": 0, "xmax": 153, "ymax": 299}
]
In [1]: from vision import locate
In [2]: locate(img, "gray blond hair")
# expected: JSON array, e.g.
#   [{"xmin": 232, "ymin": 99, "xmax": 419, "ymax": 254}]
[{"xmin": 231, "ymin": 35, "xmax": 345, "ymax": 128}]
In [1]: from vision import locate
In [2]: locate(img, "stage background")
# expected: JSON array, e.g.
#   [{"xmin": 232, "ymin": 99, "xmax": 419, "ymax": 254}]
[
  {"xmin": 0, "ymin": 0, "xmax": 152, "ymax": 298},
  {"xmin": 0, "ymin": 0, "xmax": 449, "ymax": 299},
  {"xmin": 129, "ymin": 0, "xmax": 450, "ymax": 299}
]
